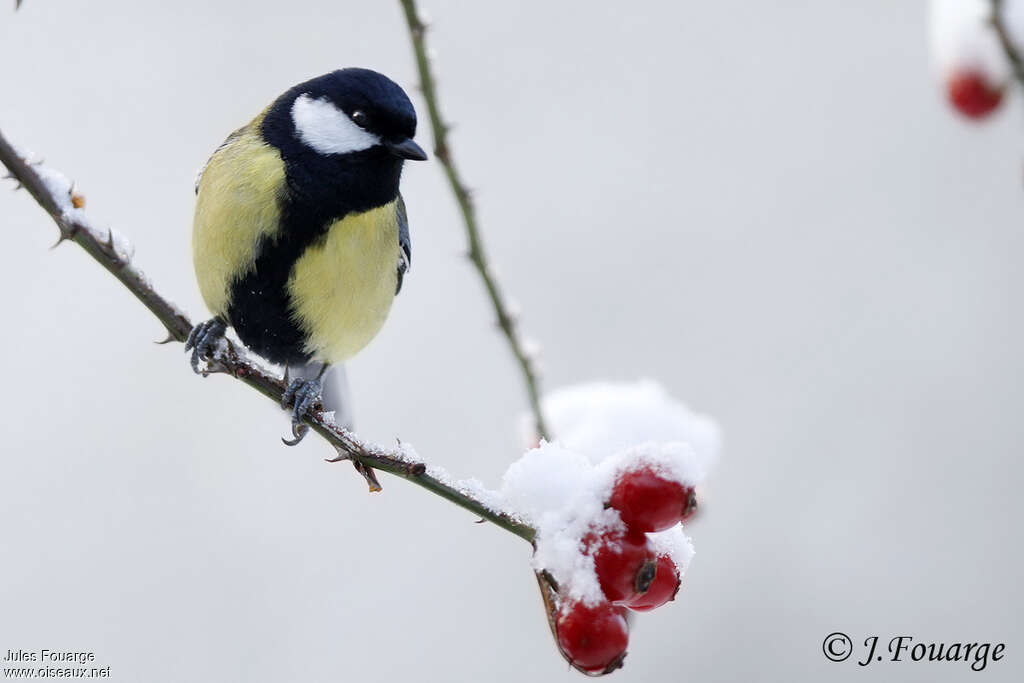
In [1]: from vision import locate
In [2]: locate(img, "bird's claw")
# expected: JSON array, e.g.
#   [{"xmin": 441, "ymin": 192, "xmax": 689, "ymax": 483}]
[
  {"xmin": 280, "ymin": 377, "xmax": 322, "ymax": 445},
  {"xmin": 184, "ymin": 318, "xmax": 226, "ymax": 375},
  {"xmin": 281, "ymin": 422, "xmax": 310, "ymax": 447}
]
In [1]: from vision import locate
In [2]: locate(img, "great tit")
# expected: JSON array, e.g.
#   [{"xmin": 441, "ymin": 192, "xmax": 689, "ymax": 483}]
[{"xmin": 186, "ymin": 68, "xmax": 426, "ymax": 435}]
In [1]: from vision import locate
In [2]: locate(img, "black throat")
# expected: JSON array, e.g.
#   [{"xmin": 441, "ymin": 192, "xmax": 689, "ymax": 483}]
[{"xmin": 224, "ymin": 104, "xmax": 404, "ymax": 366}]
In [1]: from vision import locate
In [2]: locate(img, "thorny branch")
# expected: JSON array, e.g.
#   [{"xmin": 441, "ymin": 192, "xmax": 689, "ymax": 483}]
[
  {"xmin": 394, "ymin": 5, "xmax": 579, "ymax": 668},
  {"xmin": 3, "ymin": 4, "xmax": 608, "ymax": 672},
  {"xmin": 0, "ymin": 129, "xmax": 535, "ymax": 545},
  {"xmin": 991, "ymin": 0, "xmax": 1024, "ymax": 89},
  {"xmin": 398, "ymin": 0, "xmax": 551, "ymax": 441}
]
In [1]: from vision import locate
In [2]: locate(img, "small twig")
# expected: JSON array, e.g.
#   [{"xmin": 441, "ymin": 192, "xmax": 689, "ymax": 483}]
[
  {"xmin": 395, "ymin": 7, "xmax": 583, "ymax": 669},
  {"xmin": 0, "ymin": 127, "xmax": 535, "ymax": 545},
  {"xmin": 991, "ymin": 0, "xmax": 1024, "ymax": 88},
  {"xmin": 398, "ymin": 0, "xmax": 551, "ymax": 441}
]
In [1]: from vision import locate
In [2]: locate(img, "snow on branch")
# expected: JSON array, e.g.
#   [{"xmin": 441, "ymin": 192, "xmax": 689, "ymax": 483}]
[
  {"xmin": 3, "ymin": 5, "xmax": 721, "ymax": 673},
  {"xmin": 0, "ymin": 128, "xmax": 536, "ymax": 544},
  {"xmin": 392, "ymin": 5, "xmax": 721, "ymax": 673}
]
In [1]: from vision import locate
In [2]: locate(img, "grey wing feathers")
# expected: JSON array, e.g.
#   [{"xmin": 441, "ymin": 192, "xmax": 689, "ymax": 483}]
[{"xmin": 396, "ymin": 194, "xmax": 412, "ymax": 295}]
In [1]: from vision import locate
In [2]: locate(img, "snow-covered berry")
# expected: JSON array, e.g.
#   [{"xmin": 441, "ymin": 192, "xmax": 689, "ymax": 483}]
[
  {"xmin": 556, "ymin": 600, "xmax": 629, "ymax": 674},
  {"xmin": 586, "ymin": 530, "xmax": 658, "ymax": 604},
  {"xmin": 608, "ymin": 466, "xmax": 696, "ymax": 533},
  {"xmin": 626, "ymin": 554, "xmax": 681, "ymax": 612}
]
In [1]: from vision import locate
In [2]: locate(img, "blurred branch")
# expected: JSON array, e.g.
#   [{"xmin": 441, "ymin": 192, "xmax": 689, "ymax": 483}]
[
  {"xmin": 991, "ymin": 0, "xmax": 1024, "ymax": 88},
  {"xmin": 398, "ymin": 0, "xmax": 551, "ymax": 441},
  {"xmin": 0, "ymin": 128, "xmax": 535, "ymax": 544}
]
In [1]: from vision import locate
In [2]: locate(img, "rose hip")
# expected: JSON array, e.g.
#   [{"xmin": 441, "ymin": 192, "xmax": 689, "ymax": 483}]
[
  {"xmin": 556, "ymin": 600, "xmax": 629, "ymax": 674},
  {"xmin": 626, "ymin": 555, "xmax": 681, "ymax": 612},
  {"xmin": 587, "ymin": 530, "xmax": 659, "ymax": 604},
  {"xmin": 947, "ymin": 69, "xmax": 1004, "ymax": 120},
  {"xmin": 608, "ymin": 466, "xmax": 696, "ymax": 532}
]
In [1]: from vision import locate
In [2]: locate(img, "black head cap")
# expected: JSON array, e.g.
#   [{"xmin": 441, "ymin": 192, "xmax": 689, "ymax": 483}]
[
  {"xmin": 263, "ymin": 68, "xmax": 426, "ymax": 160},
  {"xmin": 303, "ymin": 68, "xmax": 418, "ymax": 142}
]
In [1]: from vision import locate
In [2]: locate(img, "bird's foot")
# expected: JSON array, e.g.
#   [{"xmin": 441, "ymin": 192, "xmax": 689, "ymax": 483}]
[
  {"xmin": 281, "ymin": 377, "xmax": 322, "ymax": 446},
  {"xmin": 184, "ymin": 318, "xmax": 226, "ymax": 374}
]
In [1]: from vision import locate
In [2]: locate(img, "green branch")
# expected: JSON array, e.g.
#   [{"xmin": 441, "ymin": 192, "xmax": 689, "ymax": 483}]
[
  {"xmin": 0, "ymin": 128, "xmax": 535, "ymax": 545},
  {"xmin": 991, "ymin": 0, "xmax": 1024, "ymax": 89}
]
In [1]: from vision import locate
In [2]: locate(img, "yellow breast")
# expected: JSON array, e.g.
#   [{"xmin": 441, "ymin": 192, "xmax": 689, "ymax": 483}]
[{"xmin": 286, "ymin": 201, "xmax": 400, "ymax": 364}]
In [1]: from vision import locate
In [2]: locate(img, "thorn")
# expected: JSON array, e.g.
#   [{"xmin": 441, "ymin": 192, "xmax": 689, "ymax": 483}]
[
  {"xmin": 221, "ymin": 339, "xmax": 239, "ymax": 368},
  {"xmin": 12, "ymin": 182, "xmax": 23, "ymax": 191},
  {"xmin": 474, "ymin": 518, "xmax": 485, "ymax": 524},
  {"xmin": 154, "ymin": 331, "xmax": 177, "ymax": 345},
  {"xmin": 49, "ymin": 232, "xmax": 69, "ymax": 249},
  {"xmin": 104, "ymin": 228, "xmax": 116, "ymax": 252},
  {"xmin": 325, "ymin": 447, "xmax": 350, "ymax": 463},
  {"xmin": 352, "ymin": 461, "xmax": 382, "ymax": 492}
]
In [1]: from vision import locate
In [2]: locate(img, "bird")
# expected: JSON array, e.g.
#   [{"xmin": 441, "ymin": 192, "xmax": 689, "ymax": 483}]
[{"xmin": 185, "ymin": 68, "xmax": 426, "ymax": 441}]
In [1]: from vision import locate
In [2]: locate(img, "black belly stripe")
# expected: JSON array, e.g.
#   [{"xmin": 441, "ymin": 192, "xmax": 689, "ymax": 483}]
[
  {"xmin": 226, "ymin": 137, "xmax": 403, "ymax": 366},
  {"xmin": 227, "ymin": 227, "xmax": 319, "ymax": 365}
]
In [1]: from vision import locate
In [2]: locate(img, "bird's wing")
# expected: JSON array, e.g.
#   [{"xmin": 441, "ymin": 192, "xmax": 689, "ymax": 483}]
[
  {"xmin": 194, "ymin": 125, "xmax": 247, "ymax": 195},
  {"xmin": 396, "ymin": 193, "xmax": 412, "ymax": 295},
  {"xmin": 192, "ymin": 120, "xmax": 286, "ymax": 317}
]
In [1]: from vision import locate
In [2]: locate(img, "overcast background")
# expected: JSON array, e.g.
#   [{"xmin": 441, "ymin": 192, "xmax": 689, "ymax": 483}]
[{"xmin": 2, "ymin": 1, "xmax": 1022, "ymax": 681}]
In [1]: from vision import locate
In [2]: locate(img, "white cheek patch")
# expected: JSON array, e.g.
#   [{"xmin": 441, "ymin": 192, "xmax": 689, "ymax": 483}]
[{"xmin": 291, "ymin": 94, "xmax": 380, "ymax": 155}]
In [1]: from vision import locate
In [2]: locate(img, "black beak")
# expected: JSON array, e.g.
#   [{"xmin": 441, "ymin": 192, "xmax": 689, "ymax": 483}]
[{"xmin": 384, "ymin": 137, "xmax": 428, "ymax": 161}]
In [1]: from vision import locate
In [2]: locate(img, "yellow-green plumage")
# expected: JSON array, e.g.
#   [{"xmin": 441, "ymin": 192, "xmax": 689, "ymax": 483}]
[
  {"xmin": 193, "ymin": 115, "xmax": 284, "ymax": 318},
  {"xmin": 192, "ymin": 115, "xmax": 402, "ymax": 366},
  {"xmin": 186, "ymin": 67, "xmax": 423, "ymax": 430},
  {"xmin": 288, "ymin": 202, "xmax": 399, "ymax": 363}
]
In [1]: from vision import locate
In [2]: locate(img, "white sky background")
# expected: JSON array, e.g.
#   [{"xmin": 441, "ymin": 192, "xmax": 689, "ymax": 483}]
[{"xmin": 1, "ymin": 1, "xmax": 1022, "ymax": 682}]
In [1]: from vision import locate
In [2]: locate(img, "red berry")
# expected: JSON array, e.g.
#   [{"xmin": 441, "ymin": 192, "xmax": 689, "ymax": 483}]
[
  {"xmin": 626, "ymin": 555, "xmax": 681, "ymax": 612},
  {"xmin": 556, "ymin": 600, "xmax": 629, "ymax": 674},
  {"xmin": 947, "ymin": 69, "xmax": 1004, "ymax": 120},
  {"xmin": 586, "ymin": 530, "xmax": 658, "ymax": 603},
  {"xmin": 608, "ymin": 466, "xmax": 697, "ymax": 532}
]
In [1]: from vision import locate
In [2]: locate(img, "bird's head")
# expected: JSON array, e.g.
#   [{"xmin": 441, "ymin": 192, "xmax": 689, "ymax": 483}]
[{"xmin": 266, "ymin": 68, "xmax": 428, "ymax": 162}]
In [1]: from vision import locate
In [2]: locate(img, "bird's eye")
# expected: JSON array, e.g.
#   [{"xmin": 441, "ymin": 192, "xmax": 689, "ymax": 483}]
[{"xmin": 351, "ymin": 110, "xmax": 368, "ymax": 127}]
